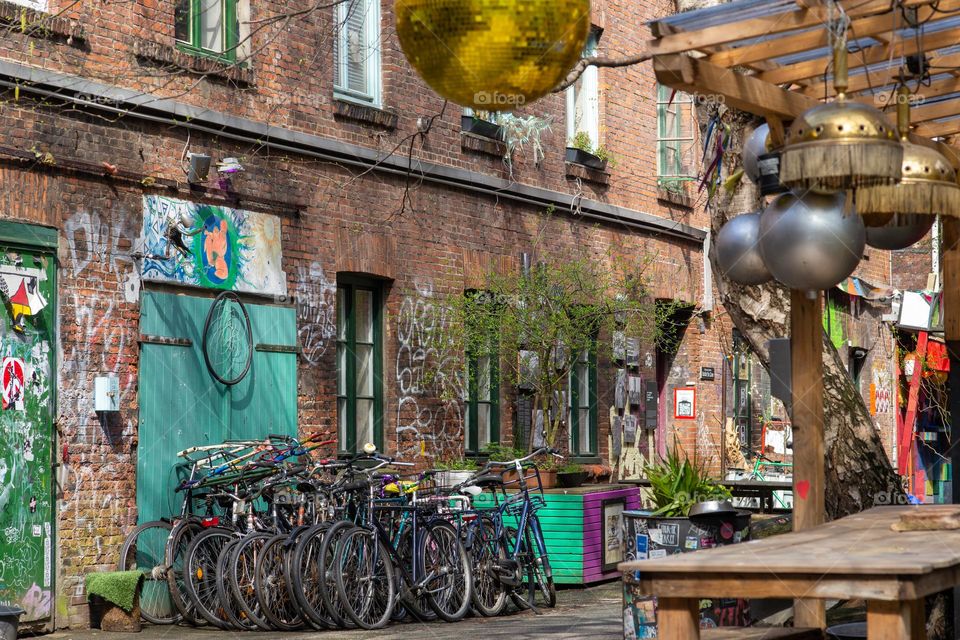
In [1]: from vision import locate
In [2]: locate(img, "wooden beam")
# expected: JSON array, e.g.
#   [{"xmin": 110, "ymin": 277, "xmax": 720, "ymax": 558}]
[
  {"xmin": 708, "ymin": 1, "xmax": 944, "ymax": 69},
  {"xmin": 921, "ymin": 117, "xmax": 960, "ymax": 138},
  {"xmin": 653, "ymin": 54, "xmax": 819, "ymax": 120},
  {"xmin": 801, "ymin": 52, "xmax": 960, "ymax": 99},
  {"xmin": 758, "ymin": 25, "xmax": 960, "ymax": 85},
  {"xmin": 656, "ymin": 598, "xmax": 701, "ymax": 640},
  {"xmin": 649, "ymin": 0, "xmax": 892, "ymax": 56},
  {"xmin": 790, "ymin": 288, "xmax": 826, "ymax": 629},
  {"xmin": 910, "ymin": 97, "xmax": 960, "ymax": 124}
]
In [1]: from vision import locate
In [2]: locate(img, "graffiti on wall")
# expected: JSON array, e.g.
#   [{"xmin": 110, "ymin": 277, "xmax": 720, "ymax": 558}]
[
  {"xmin": 141, "ymin": 196, "xmax": 287, "ymax": 297},
  {"xmin": 295, "ymin": 262, "xmax": 336, "ymax": 366},
  {"xmin": 0, "ymin": 249, "xmax": 54, "ymax": 621},
  {"xmin": 395, "ymin": 279, "xmax": 464, "ymax": 459}
]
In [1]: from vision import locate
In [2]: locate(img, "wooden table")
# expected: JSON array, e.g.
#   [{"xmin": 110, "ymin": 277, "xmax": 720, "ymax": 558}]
[
  {"xmin": 622, "ymin": 477, "xmax": 793, "ymax": 513},
  {"xmin": 620, "ymin": 506, "xmax": 960, "ymax": 639}
]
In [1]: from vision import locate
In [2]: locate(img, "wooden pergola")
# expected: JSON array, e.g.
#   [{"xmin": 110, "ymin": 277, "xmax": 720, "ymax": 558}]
[{"xmin": 644, "ymin": 0, "xmax": 960, "ymax": 629}]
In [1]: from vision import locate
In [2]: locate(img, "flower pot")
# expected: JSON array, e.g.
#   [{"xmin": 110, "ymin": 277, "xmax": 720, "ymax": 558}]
[
  {"xmin": 565, "ymin": 146, "xmax": 607, "ymax": 171},
  {"xmin": 461, "ymin": 115, "xmax": 503, "ymax": 140},
  {"xmin": 557, "ymin": 471, "xmax": 588, "ymax": 488},
  {"xmin": 436, "ymin": 470, "xmax": 476, "ymax": 489},
  {"xmin": 539, "ymin": 470, "xmax": 557, "ymax": 489}
]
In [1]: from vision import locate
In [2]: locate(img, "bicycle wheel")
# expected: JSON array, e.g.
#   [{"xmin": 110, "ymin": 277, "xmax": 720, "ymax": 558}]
[
  {"xmin": 469, "ymin": 516, "xmax": 508, "ymax": 617},
  {"xmin": 119, "ymin": 520, "xmax": 179, "ymax": 625},
  {"xmin": 524, "ymin": 519, "xmax": 556, "ymax": 609},
  {"xmin": 289, "ymin": 523, "xmax": 333, "ymax": 630},
  {"xmin": 334, "ymin": 527, "xmax": 395, "ymax": 629},
  {"xmin": 216, "ymin": 539, "xmax": 256, "ymax": 630},
  {"xmin": 255, "ymin": 534, "xmax": 303, "ymax": 631},
  {"xmin": 317, "ymin": 520, "xmax": 355, "ymax": 628},
  {"xmin": 202, "ymin": 290, "xmax": 253, "ymax": 386},
  {"xmin": 395, "ymin": 526, "xmax": 435, "ymax": 621},
  {"xmin": 183, "ymin": 527, "xmax": 233, "ymax": 629},
  {"xmin": 165, "ymin": 520, "xmax": 206, "ymax": 625},
  {"xmin": 419, "ymin": 520, "xmax": 472, "ymax": 622},
  {"xmin": 228, "ymin": 532, "xmax": 273, "ymax": 631}
]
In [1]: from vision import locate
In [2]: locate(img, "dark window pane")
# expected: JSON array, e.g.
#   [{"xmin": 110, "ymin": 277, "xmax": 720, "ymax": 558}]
[{"xmin": 175, "ymin": 0, "xmax": 191, "ymax": 43}]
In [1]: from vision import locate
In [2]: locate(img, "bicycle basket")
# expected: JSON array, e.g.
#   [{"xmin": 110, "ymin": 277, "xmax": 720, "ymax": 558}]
[{"xmin": 503, "ymin": 493, "xmax": 546, "ymax": 517}]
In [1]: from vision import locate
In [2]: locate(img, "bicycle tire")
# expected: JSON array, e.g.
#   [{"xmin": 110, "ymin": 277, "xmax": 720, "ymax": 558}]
[
  {"xmin": 183, "ymin": 527, "xmax": 234, "ymax": 629},
  {"xmin": 334, "ymin": 527, "xmax": 396, "ymax": 630},
  {"xmin": 165, "ymin": 520, "xmax": 206, "ymax": 626},
  {"xmin": 228, "ymin": 532, "xmax": 274, "ymax": 631},
  {"xmin": 317, "ymin": 520, "xmax": 356, "ymax": 628},
  {"xmin": 216, "ymin": 539, "xmax": 256, "ymax": 630},
  {"xmin": 524, "ymin": 519, "xmax": 556, "ymax": 609},
  {"xmin": 289, "ymin": 523, "xmax": 334, "ymax": 630},
  {"xmin": 419, "ymin": 520, "xmax": 472, "ymax": 622},
  {"xmin": 468, "ymin": 515, "xmax": 508, "ymax": 617},
  {"xmin": 202, "ymin": 290, "xmax": 253, "ymax": 386},
  {"xmin": 255, "ymin": 534, "xmax": 304, "ymax": 631},
  {"xmin": 119, "ymin": 520, "xmax": 179, "ymax": 625},
  {"xmin": 395, "ymin": 526, "xmax": 435, "ymax": 621}
]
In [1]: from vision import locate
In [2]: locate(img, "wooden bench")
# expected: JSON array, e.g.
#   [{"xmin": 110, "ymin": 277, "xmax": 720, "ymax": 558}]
[{"xmin": 704, "ymin": 629, "xmax": 822, "ymax": 639}]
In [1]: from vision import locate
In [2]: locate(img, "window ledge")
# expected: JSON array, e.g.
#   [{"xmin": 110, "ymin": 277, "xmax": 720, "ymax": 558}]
[
  {"xmin": 0, "ymin": 1, "xmax": 86, "ymax": 47},
  {"xmin": 565, "ymin": 161, "xmax": 610, "ymax": 186},
  {"xmin": 657, "ymin": 186, "xmax": 694, "ymax": 209},
  {"xmin": 333, "ymin": 99, "xmax": 398, "ymax": 130},
  {"xmin": 570, "ymin": 456, "xmax": 602, "ymax": 465},
  {"xmin": 461, "ymin": 132, "xmax": 507, "ymax": 158},
  {"xmin": 132, "ymin": 39, "xmax": 254, "ymax": 86}
]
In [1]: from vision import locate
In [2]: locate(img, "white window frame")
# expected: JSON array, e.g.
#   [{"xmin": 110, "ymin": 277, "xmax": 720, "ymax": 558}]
[
  {"xmin": 566, "ymin": 31, "xmax": 600, "ymax": 148},
  {"xmin": 334, "ymin": 0, "xmax": 382, "ymax": 107}
]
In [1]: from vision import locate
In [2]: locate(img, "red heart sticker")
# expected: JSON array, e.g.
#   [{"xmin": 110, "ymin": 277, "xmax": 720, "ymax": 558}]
[{"xmin": 796, "ymin": 480, "xmax": 810, "ymax": 500}]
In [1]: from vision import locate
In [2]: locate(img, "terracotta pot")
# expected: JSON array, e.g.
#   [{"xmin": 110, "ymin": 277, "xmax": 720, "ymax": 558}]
[{"xmin": 539, "ymin": 470, "xmax": 557, "ymax": 489}]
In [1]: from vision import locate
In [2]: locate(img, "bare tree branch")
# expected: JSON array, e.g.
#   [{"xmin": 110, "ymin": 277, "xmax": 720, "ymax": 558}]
[{"xmin": 552, "ymin": 49, "xmax": 652, "ymax": 93}]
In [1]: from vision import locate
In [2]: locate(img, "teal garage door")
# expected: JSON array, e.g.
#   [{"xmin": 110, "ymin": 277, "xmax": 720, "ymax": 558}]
[{"xmin": 137, "ymin": 291, "xmax": 297, "ymax": 523}]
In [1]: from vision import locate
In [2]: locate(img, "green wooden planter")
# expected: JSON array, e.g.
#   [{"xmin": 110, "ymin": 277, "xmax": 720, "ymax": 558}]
[{"xmin": 475, "ymin": 484, "xmax": 640, "ymax": 585}]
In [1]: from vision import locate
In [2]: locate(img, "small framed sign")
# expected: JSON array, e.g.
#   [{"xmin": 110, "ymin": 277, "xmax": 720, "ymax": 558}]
[
  {"xmin": 700, "ymin": 367, "xmax": 715, "ymax": 381},
  {"xmin": 674, "ymin": 387, "xmax": 696, "ymax": 420}
]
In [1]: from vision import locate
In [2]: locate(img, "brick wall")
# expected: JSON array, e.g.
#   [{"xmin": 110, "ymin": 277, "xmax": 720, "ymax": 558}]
[{"xmin": 0, "ymin": 0, "xmax": 741, "ymax": 629}]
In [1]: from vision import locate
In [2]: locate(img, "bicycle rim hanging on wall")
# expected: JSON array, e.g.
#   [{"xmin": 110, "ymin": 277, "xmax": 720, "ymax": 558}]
[{"xmin": 203, "ymin": 290, "xmax": 253, "ymax": 386}]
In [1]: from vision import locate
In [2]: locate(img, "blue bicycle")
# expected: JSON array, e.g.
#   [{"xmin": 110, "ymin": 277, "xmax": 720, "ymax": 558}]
[{"xmin": 459, "ymin": 446, "xmax": 561, "ymax": 614}]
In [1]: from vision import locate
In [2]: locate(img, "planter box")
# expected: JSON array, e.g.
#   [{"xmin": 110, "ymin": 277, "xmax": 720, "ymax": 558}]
[
  {"xmin": 565, "ymin": 146, "xmax": 607, "ymax": 171},
  {"xmin": 622, "ymin": 511, "xmax": 752, "ymax": 638},
  {"xmin": 475, "ymin": 484, "xmax": 640, "ymax": 585},
  {"xmin": 461, "ymin": 115, "xmax": 503, "ymax": 140},
  {"xmin": 558, "ymin": 471, "xmax": 588, "ymax": 488}
]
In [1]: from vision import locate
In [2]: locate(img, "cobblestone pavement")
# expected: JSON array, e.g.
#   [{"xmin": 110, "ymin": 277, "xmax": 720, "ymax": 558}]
[{"xmin": 40, "ymin": 581, "xmax": 623, "ymax": 640}]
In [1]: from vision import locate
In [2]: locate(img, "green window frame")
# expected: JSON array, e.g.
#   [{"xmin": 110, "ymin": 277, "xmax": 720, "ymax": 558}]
[
  {"xmin": 175, "ymin": 0, "xmax": 240, "ymax": 63},
  {"xmin": 569, "ymin": 347, "xmax": 598, "ymax": 457},
  {"xmin": 656, "ymin": 83, "xmax": 696, "ymax": 189},
  {"xmin": 466, "ymin": 349, "xmax": 499, "ymax": 454},
  {"xmin": 336, "ymin": 278, "xmax": 384, "ymax": 454}
]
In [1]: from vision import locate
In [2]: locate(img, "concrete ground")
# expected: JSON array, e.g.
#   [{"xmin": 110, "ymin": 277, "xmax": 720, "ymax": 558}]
[{"xmin": 40, "ymin": 582, "xmax": 623, "ymax": 640}]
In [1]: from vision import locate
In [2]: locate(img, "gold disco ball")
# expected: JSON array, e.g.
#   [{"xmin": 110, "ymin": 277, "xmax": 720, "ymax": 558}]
[{"xmin": 396, "ymin": 0, "xmax": 592, "ymax": 109}]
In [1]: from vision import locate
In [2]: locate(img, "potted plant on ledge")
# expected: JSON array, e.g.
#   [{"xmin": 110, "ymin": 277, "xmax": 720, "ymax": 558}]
[
  {"xmin": 566, "ymin": 131, "xmax": 612, "ymax": 171},
  {"xmin": 461, "ymin": 110, "xmax": 504, "ymax": 140},
  {"xmin": 557, "ymin": 462, "xmax": 588, "ymax": 488},
  {"xmin": 434, "ymin": 456, "xmax": 479, "ymax": 489}
]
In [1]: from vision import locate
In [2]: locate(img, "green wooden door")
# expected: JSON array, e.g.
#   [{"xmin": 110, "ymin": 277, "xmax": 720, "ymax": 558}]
[
  {"xmin": 137, "ymin": 292, "xmax": 296, "ymax": 523},
  {"xmin": 0, "ymin": 238, "xmax": 56, "ymax": 622}
]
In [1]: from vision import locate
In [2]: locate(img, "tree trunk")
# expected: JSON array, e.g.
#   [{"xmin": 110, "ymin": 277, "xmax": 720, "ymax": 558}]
[{"xmin": 708, "ymin": 118, "xmax": 902, "ymax": 520}]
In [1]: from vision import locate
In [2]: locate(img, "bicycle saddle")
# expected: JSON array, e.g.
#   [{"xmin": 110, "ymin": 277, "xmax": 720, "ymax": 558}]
[{"xmin": 469, "ymin": 474, "xmax": 504, "ymax": 487}]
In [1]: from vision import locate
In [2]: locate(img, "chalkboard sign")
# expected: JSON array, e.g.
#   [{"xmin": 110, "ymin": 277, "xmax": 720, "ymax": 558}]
[{"xmin": 700, "ymin": 367, "xmax": 715, "ymax": 381}]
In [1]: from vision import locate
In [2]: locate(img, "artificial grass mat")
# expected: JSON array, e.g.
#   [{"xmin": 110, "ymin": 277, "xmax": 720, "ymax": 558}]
[{"xmin": 85, "ymin": 571, "xmax": 144, "ymax": 612}]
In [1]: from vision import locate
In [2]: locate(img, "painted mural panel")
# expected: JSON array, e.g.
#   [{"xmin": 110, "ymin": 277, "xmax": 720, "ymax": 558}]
[
  {"xmin": 0, "ymin": 250, "xmax": 55, "ymax": 622},
  {"xmin": 140, "ymin": 196, "xmax": 287, "ymax": 297}
]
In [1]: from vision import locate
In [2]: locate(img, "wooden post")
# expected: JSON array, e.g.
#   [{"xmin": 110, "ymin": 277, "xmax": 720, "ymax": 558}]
[
  {"xmin": 943, "ymin": 217, "xmax": 960, "ymax": 633},
  {"xmin": 866, "ymin": 599, "xmax": 923, "ymax": 640},
  {"xmin": 790, "ymin": 288, "xmax": 826, "ymax": 629},
  {"xmin": 656, "ymin": 597, "xmax": 700, "ymax": 640}
]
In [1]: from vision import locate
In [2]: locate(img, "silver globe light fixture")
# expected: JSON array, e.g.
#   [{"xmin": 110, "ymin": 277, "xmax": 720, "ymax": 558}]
[
  {"xmin": 865, "ymin": 214, "xmax": 935, "ymax": 251},
  {"xmin": 758, "ymin": 191, "xmax": 865, "ymax": 291},
  {"xmin": 715, "ymin": 212, "xmax": 771, "ymax": 285},
  {"xmin": 742, "ymin": 124, "xmax": 769, "ymax": 185}
]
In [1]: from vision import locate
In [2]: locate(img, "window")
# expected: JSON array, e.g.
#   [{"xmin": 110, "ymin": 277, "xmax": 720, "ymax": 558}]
[
  {"xmin": 334, "ymin": 0, "xmax": 382, "ymax": 106},
  {"xmin": 569, "ymin": 348, "xmax": 597, "ymax": 457},
  {"xmin": 337, "ymin": 279, "xmax": 383, "ymax": 453},
  {"xmin": 175, "ymin": 0, "xmax": 242, "ymax": 62},
  {"xmin": 566, "ymin": 31, "xmax": 600, "ymax": 148},
  {"xmin": 466, "ymin": 350, "xmax": 499, "ymax": 454},
  {"xmin": 656, "ymin": 84, "xmax": 696, "ymax": 189}
]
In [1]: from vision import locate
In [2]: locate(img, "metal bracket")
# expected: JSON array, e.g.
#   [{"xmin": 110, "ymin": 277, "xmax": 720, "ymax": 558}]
[
  {"xmin": 255, "ymin": 343, "xmax": 299, "ymax": 354},
  {"xmin": 139, "ymin": 335, "xmax": 192, "ymax": 347}
]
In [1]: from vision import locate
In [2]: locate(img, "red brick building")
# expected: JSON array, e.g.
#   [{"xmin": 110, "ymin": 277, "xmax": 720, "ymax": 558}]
[{"xmin": 0, "ymin": 0, "xmax": 896, "ymax": 630}]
